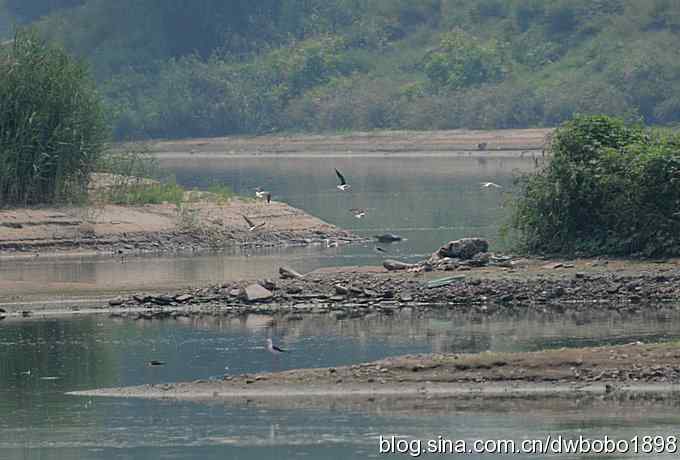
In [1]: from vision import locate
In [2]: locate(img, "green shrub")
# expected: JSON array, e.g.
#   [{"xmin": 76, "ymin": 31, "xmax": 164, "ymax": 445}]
[
  {"xmin": 511, "ymin": 115, "xmax": 680, "ymax": 256},
  {"xmin": 0, "ymin": 29, "xmax": 107, "ymax": 206}
]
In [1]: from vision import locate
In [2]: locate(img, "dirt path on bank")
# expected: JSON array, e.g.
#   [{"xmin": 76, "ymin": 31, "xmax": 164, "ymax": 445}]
[{"xmin": 69, "ymin": 342, "xmax": 680, "ymax": 402}]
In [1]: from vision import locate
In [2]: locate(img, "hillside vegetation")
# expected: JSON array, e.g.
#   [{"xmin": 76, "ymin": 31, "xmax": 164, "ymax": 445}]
[{"xmin": 4, "ymin": 0, "xmax": 680, "ymax": 140}]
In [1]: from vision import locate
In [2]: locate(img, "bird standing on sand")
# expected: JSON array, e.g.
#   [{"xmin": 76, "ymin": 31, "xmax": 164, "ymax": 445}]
[
  {"xmin": 480, "ymin": 182, "xmax": 502, "ymax": 189},
  {"xmin": 242, "ymin": 215, "xmax": 265, "ymax": 232},
  {"xmin": 255, "ymin": 187, "xmax": 272, "ymax": 203},
  {"xmin": 266, "ymin": 338, "xmax": 287, "ymax": 355},
  {"xmin": 335, "ymin": 169, "xmax": 351, "ymax": 191}
]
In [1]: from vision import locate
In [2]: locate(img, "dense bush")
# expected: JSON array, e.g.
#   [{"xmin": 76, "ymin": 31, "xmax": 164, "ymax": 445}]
[
  {"xmin": 511, "ymin": 115, "xmax": 680, "ymax": 257},
  {"xmin": 0, "ymin": 29, "xmax": 107, "ymax": 205}
]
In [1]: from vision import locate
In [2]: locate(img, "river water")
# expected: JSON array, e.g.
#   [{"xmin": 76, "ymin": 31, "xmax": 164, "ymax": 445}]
[
  {"xmin": 0, "ymin": 155, "xmax": 526, "ymax": 301},
  {"xmin": 3, "ymin": 312, "xmax": 680, "ymax": 459},
  {"xmin": 2, "ymin": 154, "xmax": 679, "ymax": 459}
]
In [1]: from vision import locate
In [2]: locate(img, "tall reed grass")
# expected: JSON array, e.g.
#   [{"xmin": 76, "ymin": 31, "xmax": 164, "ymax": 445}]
[{"xmin": 0, "ymin": 29, "xmax": 107, "ymax": 206}]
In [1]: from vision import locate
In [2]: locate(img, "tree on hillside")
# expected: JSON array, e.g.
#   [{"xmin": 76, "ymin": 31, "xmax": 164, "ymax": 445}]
[{"xmin": 0, "ymin": 29, "xmax": 107, "ymax": 205}]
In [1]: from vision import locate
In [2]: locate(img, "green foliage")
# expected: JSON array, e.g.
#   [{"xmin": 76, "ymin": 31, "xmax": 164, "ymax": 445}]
[
  {"xmin": 105, "ymin": 182, "xmax": 185, "ymax": 207},
  {"xmin": 423, "ymin": 29, "xmax": 505, "ymax": 90},
  {"xmin": 8, "ymin": 0, "xmax": 680, "ymax": 138},
  {"xmin": 0, "ymin": 29, "xmax": 107, "ymax": 206},
  {"xmin": 511, "ymin": 115, "xmax": 680, "ymax": 257}
]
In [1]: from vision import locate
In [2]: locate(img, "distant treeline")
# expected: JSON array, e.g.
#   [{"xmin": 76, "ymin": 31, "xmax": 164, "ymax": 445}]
[{"xmin": 4, "ymin": 0, "xmax": 680, "ymax": 139}]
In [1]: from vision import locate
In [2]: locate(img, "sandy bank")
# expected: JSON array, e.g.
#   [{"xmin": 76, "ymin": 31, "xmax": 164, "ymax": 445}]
[
  {"xmin": 68, "ymin": 342, "xmax": 680, "ymax": 402},
  {"xmin": 138, "ymin": 128, "xmax": 551, "ymax": 158},
  {"xmin": 0, "ymin": 198, "xmax": 360, "ymax": 257}
]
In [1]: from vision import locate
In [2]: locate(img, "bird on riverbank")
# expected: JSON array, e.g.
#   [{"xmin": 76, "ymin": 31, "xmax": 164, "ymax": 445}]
[
  {"xmin": 335, "ymin": 169, "xmax": 351, "ymax": 191},
  {"xmin": 480, "ymin": 182, "xmax": 502, "ymax": 189},
  {"xmin": 266, "ymin": 338, "xmax": 287, "ymax": 355},
  {"xmin": 255, "ymin": 187, "xmax": 272, "ymax": 203},
  {"xmin": 242, "ymin": 215, "xmax": 265, "ymax": 232},
  {"xmin": 349, "ymin": 208, "xmax": 367, "ymax": 219}
]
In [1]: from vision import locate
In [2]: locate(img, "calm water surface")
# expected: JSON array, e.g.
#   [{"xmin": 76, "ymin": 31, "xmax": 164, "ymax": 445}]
[
  {"xmin": 2, "ymin": 154, "xmax": 678, "ymax": 459},
  {"xmin": 3, "ymin": 312, "xmax": 680, "ymax": 459}
]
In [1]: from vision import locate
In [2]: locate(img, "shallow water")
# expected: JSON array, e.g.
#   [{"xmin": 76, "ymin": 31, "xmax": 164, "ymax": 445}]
[
  {"xmin": 2, "ymin": 153, "xmax": 676, "ymax": 459},
  {"xmin": 0, "ymin": 156, "xmax": 531, "ymax": 301},
  {"xmin": 3, "ymin": 312, "xmax": 680, "ymax": 459}
]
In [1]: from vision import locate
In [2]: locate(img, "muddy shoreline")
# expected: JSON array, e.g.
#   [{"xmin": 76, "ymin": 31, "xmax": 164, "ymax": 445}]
[
  {"xmin": 69, "ymin": 341, "xmax": 680, "ymax": 401},
  {"xmin": 140, "ymin": 128, "xmax": 551, "ymax": 157}
]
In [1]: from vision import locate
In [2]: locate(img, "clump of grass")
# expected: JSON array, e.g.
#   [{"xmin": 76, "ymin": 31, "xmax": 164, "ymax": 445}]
[{"xmin": 106, "ymin": 182, "xmax": 185, "ymax": 206}]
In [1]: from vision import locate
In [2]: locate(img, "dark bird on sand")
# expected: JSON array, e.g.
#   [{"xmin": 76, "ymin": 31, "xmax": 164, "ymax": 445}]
[
  {"xmin": 335, "ymin": 169, "xmax": 351, "ymax": 191},
  {"xmin": 242, "ymin": 215, "xmax": 265, "ymax": 232}
]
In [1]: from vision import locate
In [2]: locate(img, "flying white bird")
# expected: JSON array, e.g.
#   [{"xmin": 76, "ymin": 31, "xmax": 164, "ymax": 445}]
[
  {"xmin": 480, "ymin": 182, "xmax": 502, "ymax": 189},
  {"xmin": 242, "ymin": 215, "xmax": 265, "ymax": 231},
  {"xmin": 335, "ymin": 169, "xmax": 351, "ymax": 191}
]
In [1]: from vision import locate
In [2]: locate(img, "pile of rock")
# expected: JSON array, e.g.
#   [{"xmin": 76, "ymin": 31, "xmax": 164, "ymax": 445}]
[{"xmin": 381, "ymin": 238, "xmax": 514, "ymax": 272}]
